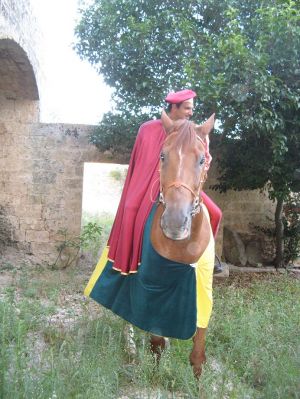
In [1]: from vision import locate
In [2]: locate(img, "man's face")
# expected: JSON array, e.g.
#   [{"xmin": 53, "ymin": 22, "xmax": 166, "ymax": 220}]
[{"xmin": 171, "ymin": 99, "xmax": 194, "ymax": 120}]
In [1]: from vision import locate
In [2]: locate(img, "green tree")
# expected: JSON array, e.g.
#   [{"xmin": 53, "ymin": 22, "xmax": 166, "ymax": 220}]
[{"xmin": 75, "ymin": 0, "xmax": 300, "ymax": 267}]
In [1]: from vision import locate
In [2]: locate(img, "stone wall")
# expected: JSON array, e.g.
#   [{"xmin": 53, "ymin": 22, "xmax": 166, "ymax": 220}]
[
  {"xmin": 0, "ymin": 90, "xmax": 276, "ymax": 266},
  {"xmin": 0, "ymin": 0, "xmax": 277, "ymax": 267},
  {"xmin": 0, "ymin": 96, "xmax": 39, "ymax": 256},
  {"xmin": 205, "ymin": 161, "xmax": 276, "ymax": 265},
  {"xmin": 26, "ymin": 122, "xmax": 103, "ymax": 263},
  {"xmin": 0, "ymin": 108, "xmax": 119, "ymax": 264},
  {"xmin": 0, "ymin": 101, "xmax": 276, "ymax": 266}
]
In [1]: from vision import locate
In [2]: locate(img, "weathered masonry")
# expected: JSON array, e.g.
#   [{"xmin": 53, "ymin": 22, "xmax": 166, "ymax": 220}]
[{"xmin": 0, "ymin": 0, "xmax": 275, "ymax": 267}]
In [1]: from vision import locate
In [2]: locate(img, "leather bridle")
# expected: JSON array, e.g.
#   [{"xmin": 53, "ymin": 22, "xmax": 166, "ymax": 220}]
[
  {"xmin": 158, "ymin": 172, "xmax": 206, "ymax": 217},
  {"xmin": 158, "ymin": 126, "xmax": 207, "ymax": 217}
]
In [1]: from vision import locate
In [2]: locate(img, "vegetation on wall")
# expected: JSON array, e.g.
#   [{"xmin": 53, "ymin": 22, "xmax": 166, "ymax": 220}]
[{"xmin": 75, "ymin": 0, "xmax": 300, "ymax": 267}]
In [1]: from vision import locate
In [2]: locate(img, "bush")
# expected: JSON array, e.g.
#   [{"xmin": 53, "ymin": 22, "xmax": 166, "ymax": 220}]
[
  {"xmin": 283, "ymin": 193, "xmax": 300, "ymax": 265},
  {"xmin": 53, "ymin": 222, "xmax": 102, "ymax": 269}
]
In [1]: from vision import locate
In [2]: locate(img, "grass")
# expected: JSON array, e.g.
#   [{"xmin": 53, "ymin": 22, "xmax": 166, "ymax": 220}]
[{"xmin": 0, "ymin": 264, "xmax": 299, "ymax": 399}]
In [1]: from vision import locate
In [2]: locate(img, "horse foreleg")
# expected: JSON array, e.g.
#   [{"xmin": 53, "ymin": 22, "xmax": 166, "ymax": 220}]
[
  {"xmin": 189, "ymin": 327, "xmax": 207, "ymax": 378},
  {"xmin": 149, "ymin": 334, "xmax": 166, "ymax": 364}
]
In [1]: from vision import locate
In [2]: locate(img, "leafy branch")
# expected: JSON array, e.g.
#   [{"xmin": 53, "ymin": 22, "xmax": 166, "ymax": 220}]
[{"xmin": 52, "ymin": 222, "xmax": 102, "ymax": 269}]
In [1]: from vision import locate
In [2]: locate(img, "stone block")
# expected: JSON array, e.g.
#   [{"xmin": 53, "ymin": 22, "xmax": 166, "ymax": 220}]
[
  {"xmin": 245, "ymin": 241, "xmax": 264, "ymax": 267},
  {"xmin": 213, "ymin": 263, "xmax": 230, "ymax": 278},
  {"xmin": 42, "ymin": 207, "xmax": 67, "ymax": 221},
  {"xmin": 26, "ymin": 194, "xmax": 44, "ymax": 204},
  {"xmin": 44, "ymin": 219, "xmax": 62, "ymax": 233},
  {"xmin": 25, "ymin": 230, "xmax": 49, "ymax": 242},
  {"xmin": 14, "ymin": 100, "xmax": 39, "ymax": 123},
  {"xmin": 30, "ymin": 241, "xmax": 58, "ymax": 257},
  {"xmin": 6, "ymin": 214, "xmax": 20, "ymax": 228},
  {"xmin": 63, "ymin": 179, "xmax": 81, "ymax": 189},
  {"xmin": 32, "ymin": 170, "xmax": 57, "ymax": 185},
  {"xmin": 223, "ymin": 226, "xmax": 247, "ymax": 266},
  {"xmin": 13, "ymin": 229, "xmax": 25, "ymax": 241},
  {"xmin": 0, "ymin": 134, "xmax": 15, "ymax": 146},
  {"xmin": 20, "ymin": 218, "xmax": 45, "ymax": 230},
  {"xmin": 75, "ymin": 165, "xmax": 84, "ymax": 176},
  {"xmin": 31, "ymin": 183, "xmax": 51, "ymax": 195},
  {"xmin": 0, "ymin": 122, "xmax": 7, "ymax": 135},
  {"xmin": 5, "ymin": 185, "xmax": 27, "ymax": 198},
  {"xmin": 2, "ymin": 164, "xmax": 26, "ymax": 174},
  {"xmin": 18, "ymin": 205, "xmax": 43, "ymax": 219},
  {"xmin": 0, "ymin": 100, "xmax": 16, "ymax": 121}
]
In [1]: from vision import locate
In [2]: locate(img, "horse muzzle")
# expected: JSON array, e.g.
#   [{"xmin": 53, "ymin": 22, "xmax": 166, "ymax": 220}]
[{"xmin": 160, "ymin": 210, "xmax": 192, "ymax": 240}]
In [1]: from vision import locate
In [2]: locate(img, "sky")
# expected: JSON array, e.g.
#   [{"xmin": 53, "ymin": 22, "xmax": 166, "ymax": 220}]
[{"xmin": 30, "ymin": 0, "xmax": 113, "ymax": 125}]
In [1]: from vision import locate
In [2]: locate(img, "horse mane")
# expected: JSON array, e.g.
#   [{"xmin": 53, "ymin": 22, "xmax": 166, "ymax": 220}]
[{"xmin": 164, "ymin": 120, "xmax": 197, "ymax": 149}]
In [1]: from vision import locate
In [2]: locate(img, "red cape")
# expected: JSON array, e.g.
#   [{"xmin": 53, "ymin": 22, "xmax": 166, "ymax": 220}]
[{"xmin": 107, "ymin": 119, "xmax": 166, "ymax": 274}]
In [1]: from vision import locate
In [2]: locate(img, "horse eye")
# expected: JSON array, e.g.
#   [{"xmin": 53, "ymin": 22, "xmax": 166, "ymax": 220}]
[
  {"xmin": 199, "ymin": 155, "xmax": 205, "ymax": 166},
  {"xmin": 160, "ymin": 152, "xmax": 165, "ymax": 161}
]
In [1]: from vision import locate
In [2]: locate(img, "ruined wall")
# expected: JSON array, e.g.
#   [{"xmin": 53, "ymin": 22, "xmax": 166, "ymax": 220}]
[
  {"xmin": 0, "ymin": 105, "xmax": 276, "ymax": 266},
  {"xmin": 0, "ymin": 0, "xmax": 126, "ymax": 265},
  {"xmin": 25, "ymin": 123, "xmax": 105, "ymax": 262},
  {"xmin": 0, "ymin": 92, "xmax": 276, "ymax": 266},
  {"xmin": 0, "ymin": 0, "xmax": 39, "ymax": 260},
  {"xmin": 0, "ymin": 96, "xmax": 39, "ymax": 254},
  {"xmin": 0, "ymin": 107, "xmax": 120, "ymax": 265},
  {"xmin": 0, "ymin": 0, "xmax": 276, "ymax": 267}
]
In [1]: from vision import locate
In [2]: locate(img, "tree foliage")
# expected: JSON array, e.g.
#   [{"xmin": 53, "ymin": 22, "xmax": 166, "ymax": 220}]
[{"xmin": 75, "ymin": 0, "xmax": 300, "ymax": 266}]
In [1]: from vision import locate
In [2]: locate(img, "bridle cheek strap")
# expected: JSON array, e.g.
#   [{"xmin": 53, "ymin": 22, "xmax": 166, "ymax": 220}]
[{"xmin": 159, "ymin": 175, "xmax": 206, "ymax": 217}]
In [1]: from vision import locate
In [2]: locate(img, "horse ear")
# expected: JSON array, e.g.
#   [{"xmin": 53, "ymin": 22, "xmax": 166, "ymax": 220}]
[
  {"xmin": 195, "ymin": 113, "xmax": 215, "ymax": 138},
  {"xmin": 161, "ymin": 109, "xmax": 175, "ymax": 134}
]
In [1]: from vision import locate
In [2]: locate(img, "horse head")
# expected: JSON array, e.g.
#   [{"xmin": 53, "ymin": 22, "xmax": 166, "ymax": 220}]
[{"xmin": 159, "ymin": 110, "xmax": 215, "ymax": 240}]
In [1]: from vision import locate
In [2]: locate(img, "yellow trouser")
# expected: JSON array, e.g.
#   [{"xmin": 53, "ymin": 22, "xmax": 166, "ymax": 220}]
[{"xmin": 195, "ymin": 206, "xmax": 215, "ymax": 328}]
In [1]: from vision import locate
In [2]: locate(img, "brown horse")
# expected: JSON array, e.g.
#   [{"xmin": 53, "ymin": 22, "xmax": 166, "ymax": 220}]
[{"xmin": 150, "ymin": 110, "xmax": 215, "ymax": 377}]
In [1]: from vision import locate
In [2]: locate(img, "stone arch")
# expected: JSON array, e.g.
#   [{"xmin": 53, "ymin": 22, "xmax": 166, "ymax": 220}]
[
  {"xmin": 0, "ymin": 37, "xmax": 40, "ymax": 259},
  {"xmin": 0, "ymin": 38, "xmax": 39, "ymax": 100}
]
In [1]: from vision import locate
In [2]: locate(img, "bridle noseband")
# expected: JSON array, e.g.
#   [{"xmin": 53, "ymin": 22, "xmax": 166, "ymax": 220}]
[{"xmin": 159, "ymin": 176, "xmax": 206, "ymax": 217}]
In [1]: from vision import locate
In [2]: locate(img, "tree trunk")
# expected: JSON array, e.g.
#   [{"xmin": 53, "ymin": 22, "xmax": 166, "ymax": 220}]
[{"xmin": 274, "ymin": 197, "xmax": 284, "ymax": 269}]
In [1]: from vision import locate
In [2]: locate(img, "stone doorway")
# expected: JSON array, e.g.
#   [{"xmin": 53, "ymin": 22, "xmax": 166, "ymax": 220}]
[{"xmin": 81, "ymin": 162, "xmax": 128, "ymax": 259}]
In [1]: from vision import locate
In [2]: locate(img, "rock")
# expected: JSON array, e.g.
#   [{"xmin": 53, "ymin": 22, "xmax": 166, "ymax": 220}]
[
  {"xmin": 214, "ymin": 262, "xmax": 230, "ymax": 278},
  {"xmin": 245, "ymin": 241, "xmax": 264, "ymax": 266},
  {"xmin": 223, "ymin": 226, "xmax": 247, "ymax": 266},
  {"xmin": 261, "ymin": 238, "xmax": 276, "ymax": 264}
]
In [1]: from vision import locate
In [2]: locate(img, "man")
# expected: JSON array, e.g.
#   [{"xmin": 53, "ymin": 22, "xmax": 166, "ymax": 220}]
[
  {"xmin": 98, "ymin": 89, "xmax": 221, "ymax": 275},
  {"xmin": 85, "ymin": 89, "xmax": 221, "ymax": 376}
]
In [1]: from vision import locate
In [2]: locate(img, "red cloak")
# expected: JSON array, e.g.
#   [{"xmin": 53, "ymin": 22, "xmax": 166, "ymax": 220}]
[{"xmin": 107, "ymin": 119, "xmax": 166, "ymax": 274}]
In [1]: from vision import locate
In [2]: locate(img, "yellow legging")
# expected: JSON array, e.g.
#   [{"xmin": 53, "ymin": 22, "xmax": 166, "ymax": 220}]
[{"xmin": 195, "ymin": 205, "xmax": 215, "ymax": 328}]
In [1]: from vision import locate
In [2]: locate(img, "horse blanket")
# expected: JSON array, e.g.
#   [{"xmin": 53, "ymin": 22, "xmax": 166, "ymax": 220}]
[{"xmin": 84, "ymin": 202, "xmax": 215, "ymax": 340}]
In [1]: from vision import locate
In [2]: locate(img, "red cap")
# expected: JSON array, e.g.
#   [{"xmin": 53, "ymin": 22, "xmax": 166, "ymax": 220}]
[{"xmin": 165, "ymin": 89, "xmax": 197, "ymax": 104}]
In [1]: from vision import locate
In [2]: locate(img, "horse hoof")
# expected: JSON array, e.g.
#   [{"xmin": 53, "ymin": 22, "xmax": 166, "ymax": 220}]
[
  {"xmin": 191, "ymin": 364, "xmax": 202, "ymax": 379},
  {"xmin": 189, "ymin": 353, "xmax": 206, "ymax": 379},
  {"xmin": 150, "ymin": 336, "xmax": 166, "ymax": 364}
]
